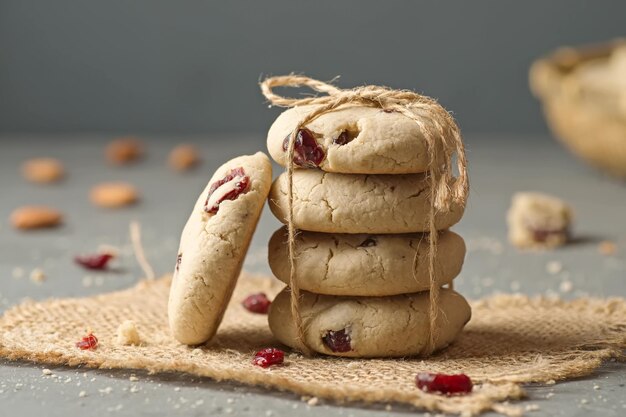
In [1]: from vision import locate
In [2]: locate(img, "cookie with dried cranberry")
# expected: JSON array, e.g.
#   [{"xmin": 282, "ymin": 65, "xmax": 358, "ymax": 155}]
[
  {"xmin": 267, "ymin": 105, "xmax": 454, "ymax": 174},
  {"xmin": 168, "ymin": 152, "xmax": 272, "ymax": 345},
  {"xmin": 269, "ymin": 288, "xmax": 471, "ymax": 358},
  {"xmin": 507, "ymin": 192, "xmax": 572, "ymax": 249},
  {"xmin": 268, "ymin": 170, "xmax": 465, "ymax": 234},
  {"xmin": 268, "ymin": 227, "xmax": 465, "ymax": 296}
]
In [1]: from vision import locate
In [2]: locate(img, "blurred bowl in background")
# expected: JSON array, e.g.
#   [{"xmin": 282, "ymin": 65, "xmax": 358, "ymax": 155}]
[{"xmin": 530, "ymin": 39, "xmax": 626, "ymax": 179}]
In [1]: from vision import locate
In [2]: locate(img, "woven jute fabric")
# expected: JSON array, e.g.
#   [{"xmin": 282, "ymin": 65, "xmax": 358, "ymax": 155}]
[{"xmin": 1, "ymin": 272, "xmax": 624, "ymax": 416}]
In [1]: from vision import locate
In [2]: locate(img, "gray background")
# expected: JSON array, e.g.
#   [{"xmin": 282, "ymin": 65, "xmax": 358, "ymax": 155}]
[{"xmin": 1, "ymin": 0, "xmax": 625, "ymax": 135}]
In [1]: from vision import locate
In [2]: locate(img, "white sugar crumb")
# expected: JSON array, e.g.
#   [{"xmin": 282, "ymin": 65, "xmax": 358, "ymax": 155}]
[
  {"xmin": 174, "ymin": 387, "xmax": 181, "ymax": 392},
  {"xmin": 42, "ymin": 369, "xmax": 53, "ymax": 376},
  {"xmin": 546, "ymin": 261, "xmax": 563, "ymax": 275},
  {"xmin": 130, "ymin": 385, "xmax": 140, "ymax": 393},
  {"xmin": 30, "ymin": 268, "xmax": 46, "ymax": 283},
  {"xmin": 99, "ymin": 386, "xmax": 113, "ymax": 395},
  {"xmin": 116, "ymin": 320, "xmax": 141, "ymax": 346},
  {"xmin": 79, "ymin": 390, "xmax": 87, "ymax": 397},
  {"xmin": 559, "ymin": 280, "xmax": 573, "ymax": 293},
  {"xmin": 525, "ymin": 404, "xmax": 540, "ymax": 411},
  {"xmin": 307, "ymin": 397, "xmax": 319, "ymax": 406},
  {"xmin": 593, "ymin": 384, "xmax": 600, "ymax": 390},
  {"xmin": 12, "ymin": 267, "xmax": 24, "ymax": 279},
  {"xmin": 129, "ymin": 375, "xmax": 139, "ymax": 382}
]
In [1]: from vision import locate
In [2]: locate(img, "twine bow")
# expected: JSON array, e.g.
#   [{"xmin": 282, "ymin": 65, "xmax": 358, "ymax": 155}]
[{"xmin": 260, "ymin": 75, "xmax": 468, "ymax": 356}]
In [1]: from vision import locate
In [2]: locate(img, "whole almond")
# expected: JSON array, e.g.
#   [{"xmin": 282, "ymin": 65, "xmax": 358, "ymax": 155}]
[
  {"xmin": 21, "ymin": 158, "xmax": 65, "ymax": 183},
  {"xmin": 10, "ymin": 206, "xmax": 63, "ymax": 230},
  {"xmin": 168, "ymin": 144, "xmax": 200, "ymax": 171},
  {"xmin": 90, "ymin": 182, "xmax": 139, "ymax": 208},
  {"xmin": 105, "ymin": 137, "xmax": 144, "ymax": 165}
]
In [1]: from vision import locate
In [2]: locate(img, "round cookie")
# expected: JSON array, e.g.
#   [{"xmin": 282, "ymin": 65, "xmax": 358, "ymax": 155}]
[
  {"xmin": 267, "ymin": 105, "xmax": 452, "ymax": 174},
  {"xmin": 268, "ymin": 227, "xmax": 465, "ymax": 296},
  {"xmin": 168, "ymin": 152, "xmax": 272, "ymax": 345},
  {"xmin": 268, "ymin": 170, "xmax": 465, "ymax": 234},
  {"xmin": 269, "ymin": 288, "xmax": 471, "ymax": 358}
]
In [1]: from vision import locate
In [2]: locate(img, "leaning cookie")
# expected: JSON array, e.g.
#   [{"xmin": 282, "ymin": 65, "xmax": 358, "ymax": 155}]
[
  {"xmin": 168, "ymin": 152, "xmax": 272, "ymax": 345},
  {"xmin": 268, "ymin": 170, "xmax": 465, "ymax": 233},
  {"xmin": 267, "ymin": 105, "xmax": 451, "ymax": 174},
  {"xmin": 269, "ymin": 227, "xmax": 465, "ymax": 296},
  {"xmin": 269, "ymin": 288, "xmax": 471, "ymax": 358}
]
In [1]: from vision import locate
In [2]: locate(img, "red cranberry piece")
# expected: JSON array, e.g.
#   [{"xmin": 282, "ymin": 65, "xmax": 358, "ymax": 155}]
[
  {"xmin": 531, "ymin": 227, "xmax": 568, "ymax": 243},
  {"xmin": 282, "ymin": 128, "xmax": 325, "ymax": 167},
  {"xmin": 76, "ymin": 333, "xmax": 99, "ymax": 350},
  {"xmin": 358, "ymin": 237, "xmax": 377, "ymax": 247},
  {"xmin": 242, "ymin": 293, "xmax": 271, "ymax": 314},
  {"xmin": 415, "ymin": 372, "xmax": 473, "ymax": 395},
  {"xmin": 204, "ymin": 167, "xmax": 250, "ymax": 215},
  {"xmin": 74, "ymin": 253, "xmax": 114, "ymax": 270},
  {"xmin": 333, "ymin": 129, "xmax": 358, "ymax": 146},
  {"xmin": 252, "ymin": 348, "xmax": 284, "ymax": 368},
  {"xmin": 322, "ymin": 328, "xmax": 352, "ymax": 352}
]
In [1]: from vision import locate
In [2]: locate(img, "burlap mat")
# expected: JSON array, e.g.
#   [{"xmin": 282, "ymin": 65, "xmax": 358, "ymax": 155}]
[{"xmin": 0, "ymin": 273, "xmax": 624, "ymax": 416}]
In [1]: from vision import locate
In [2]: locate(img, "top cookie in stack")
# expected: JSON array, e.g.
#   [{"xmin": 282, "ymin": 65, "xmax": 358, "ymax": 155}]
[{"xmin": 263, "ymin": 89, "xmax": 471, "ymax": 358}]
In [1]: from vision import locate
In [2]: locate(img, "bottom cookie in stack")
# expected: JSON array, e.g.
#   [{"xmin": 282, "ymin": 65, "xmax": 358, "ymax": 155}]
[{"xmin": 268, "ymin": 288, "xmax": 471, "ymax": 358}]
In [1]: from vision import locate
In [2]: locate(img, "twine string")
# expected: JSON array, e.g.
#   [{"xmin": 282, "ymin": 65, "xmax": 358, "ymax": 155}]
[{"xmin": 260, "ymin": 75, "xmax": 468, "ymax": 355}]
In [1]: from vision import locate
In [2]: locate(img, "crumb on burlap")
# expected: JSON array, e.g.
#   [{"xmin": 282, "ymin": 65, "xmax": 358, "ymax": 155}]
[{"xmin": 116, "ymin": 320, "xmax": 141, "ymax": 346}]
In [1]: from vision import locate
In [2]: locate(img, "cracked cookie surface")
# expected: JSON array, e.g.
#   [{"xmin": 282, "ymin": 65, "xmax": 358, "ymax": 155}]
[
  {"xmin": 268, "ymin": 227, "xmax": 465, "ymax": 296},
  {"xmin": 268, "ymin": 170, "xmax": 465, "ymax": 233},
  {"xmin": 168, "ymin": 152, "xmax": 272, "ymax": 345},
  {"xmin": 267, "ymin": 104, "xmax": 452, "ymax": 174},
  {"xmin": 269, "ymin": 287, "xmax": 471, "ymax": 357}
]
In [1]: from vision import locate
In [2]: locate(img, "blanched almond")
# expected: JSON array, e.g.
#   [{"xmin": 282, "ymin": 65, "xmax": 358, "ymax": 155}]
[
  {"xmin": 11, "ymin": 206, "xmax": 63, "ymax": 230},
  {"xmin": 90, "ymin": 182, "xmax": 139, "ymax": 208}
]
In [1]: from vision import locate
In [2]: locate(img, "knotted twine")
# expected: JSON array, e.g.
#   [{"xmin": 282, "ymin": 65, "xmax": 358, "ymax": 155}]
[{"xmin": 260, "ymin": 75, "xmax": 468, "ymax": 356}]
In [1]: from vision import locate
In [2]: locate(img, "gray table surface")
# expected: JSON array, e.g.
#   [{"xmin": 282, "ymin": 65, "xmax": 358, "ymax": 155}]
[{"xmin": 0, "ymin": 134, "xmax": 624, "ymax": 417}]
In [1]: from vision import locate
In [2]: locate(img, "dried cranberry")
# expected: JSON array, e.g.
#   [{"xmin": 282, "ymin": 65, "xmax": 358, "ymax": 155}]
[
  {"xmin": 358, "ymin": 237, "xmax": 377, "ymax": 247},
  {"xmin": 531, "ymin": 228, "xmax": 567, "ymax": 243},
  {"xmin": 74, "ymin": 253, "xmax": 114, "ymax": 270},
  {"xmin": 282, "ymin": 128, "xmax": 325, "ymax": 167},
  {"xmin": 76, "ymin": 333, "xmax": 99, "ymax": 350},
  {"xmin": 204, "ymin": 167, "xmax": 250, "ymax": 215},
  {"xmin": 333, "ymin": 130, "xmax": 357, "ymax": 146},
  {"xmin": 415, "ymin": 372, "xmax": 473, "ymax": 395},
  {"xmin": 252, "ymin": 348, "xmax": 284, "ymax": 368},
  {"xmin": 322, "ymin": 328, "xmax": 352, "ymax": 352},
  {"xmin": 242, "ymin": 293, "xmax": 271, "ymax": 314},
  {"xmin": 175, "ymin": 254, "xmax": 182, "ymax": 272}
]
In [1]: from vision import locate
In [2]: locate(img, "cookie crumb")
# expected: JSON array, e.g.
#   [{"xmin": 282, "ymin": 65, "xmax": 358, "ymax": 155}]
[
  {"xmin": 559, "ymin": 280, "xmax": 573, "ymax": 293},
  {"xmin": 307, "ymin": 397, "xmax": 319, "ymax": 406},
  {"xmin": 90, "ymin": 182, "xmax": 139, "ymax": 208},
  {"xmin": 593, "ymin": 384, "xmax": 600, "ymax": 390},
  {"xmin": 30, "ymin": 268, "xmax": 46, "ymax": 283},
  {"xmin": 129, "ymin": 375, "xmax": 139, "ymax": 382},
  {"xmin": 12, "ymin": 267, "xmax": 24, "ymax": 279},
  {"xmin": 105, "ymin": 137, "xmax": 143, "ymax": 165},
  {"xmin": 42, "ymin": 369, "xmax": 53, "ymax": 376},
  {"xmin": 546, "ymin": 261, "xmax": 563, "ymax": 275},
  {"xmin": 116, "ymin": 320, "xmax": 141, "ymax": 346},
  {"xmin": 129, "ymin": 385, "xmax": 140, "ymax": 393},
  {"xmin": 598, "ymin": 241, "xmax": 617, "ymax": 256},
  {"xmin": 168, "ymin": 144, "xmax": 200, "ymax": 172},
  {"xmin": 79, "ymin": 390, "xmax": 87, "ymax": 398},
  {"xmin": 21, "ymin": 158, "xmax": 65, "ymax": 184},
  {"xmin": 525, "ymin": 404, "xmax": 540, "ymax": 412},
  {"xmin": 385, "ymin": 404, "xmax": 393, "ymax": 411}
]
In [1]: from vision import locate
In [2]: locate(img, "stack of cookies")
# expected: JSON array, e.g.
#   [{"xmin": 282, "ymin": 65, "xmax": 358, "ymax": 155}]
[{"xmin": 265, "ymin": 104, "xmax": 471, "ymax": 358}]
